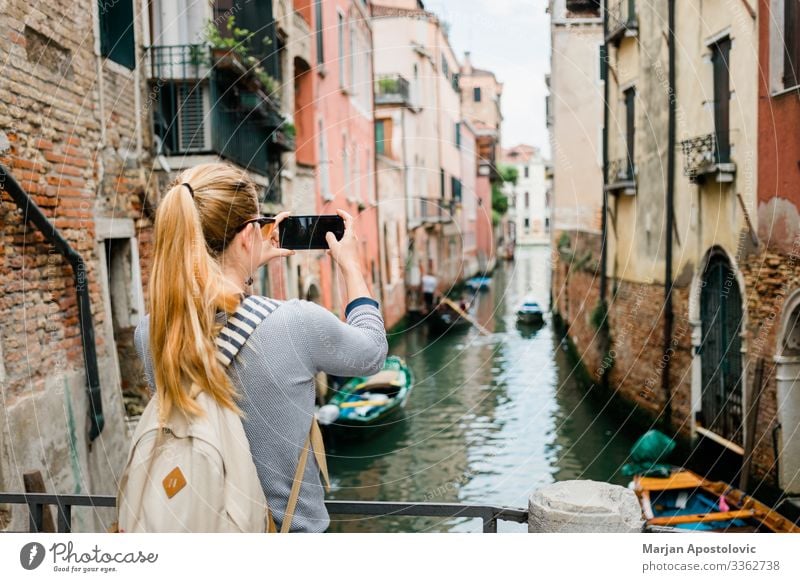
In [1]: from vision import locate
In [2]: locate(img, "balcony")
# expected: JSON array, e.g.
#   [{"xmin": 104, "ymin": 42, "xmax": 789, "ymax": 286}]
[
  {"xmin": 419, "ymin": 197, "xmax": 444, "ymax": 225},
  {"xmin": 566, "ymin": 0, "xmax": 601, "ymax": 16},
  {"xmin": 375, "ymin": 74, "xmax": 413, "ymax": 107},
  {"xmin": 606, "ymin": 0, "xmax": 638, "ymax": 45},
  {"xmin": 605, "ymin": 157, "xmax": 636, "ymax": 195},
  {"xmin": 680, "ymin": 133, "xmax": 736, "ymax": 184},
  {"xmin": 146, "ymin": 45, "xmax": 293, "ymax": 187}
]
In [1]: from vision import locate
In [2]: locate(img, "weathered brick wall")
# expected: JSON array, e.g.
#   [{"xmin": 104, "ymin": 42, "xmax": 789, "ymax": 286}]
[
  {"xmin": 0, "ymin": 0, "xmax": 148, "ymax": 531},
  {"xmin": 740, "ymin": 248, "xmax": 800, "ymax": 486},
  {"xmin": 1, "ymin": 5, "xmax": 105, "ymax": 396},
  {"xmin": 551, "ymin": 228, "xmax": 795, "ymax": 487}
]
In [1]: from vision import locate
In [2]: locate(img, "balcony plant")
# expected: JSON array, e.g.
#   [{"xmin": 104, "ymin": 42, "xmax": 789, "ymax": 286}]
[{"xmin": 204, "ymin": 15, "xmax": 280, "ymax": 103}]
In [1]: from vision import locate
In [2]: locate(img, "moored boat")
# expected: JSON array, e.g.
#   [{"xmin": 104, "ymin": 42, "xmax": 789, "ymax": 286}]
[
  {"xmin": 516, "ymin": 300, "xmax": 544, "ymax": 325},
  {"xmin": 633, "ymin": 468, "xmax": 800, "ymax": 533},
  {"xmin": 317, "ymin": 356, "xmax": 413, "ymax": 440},
  {"xmin": 466, "ymin": 276, "xmax": 492, "ymax": 291},
  {"xmin": 624, "ymin": 430, "xmax": 800, "ymax": 532}
]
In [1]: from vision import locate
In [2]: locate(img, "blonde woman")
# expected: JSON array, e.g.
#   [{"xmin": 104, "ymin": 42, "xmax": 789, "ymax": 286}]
[{"xmin": 134, "ymin": 162, "xmax": 388, "ymax": 532}]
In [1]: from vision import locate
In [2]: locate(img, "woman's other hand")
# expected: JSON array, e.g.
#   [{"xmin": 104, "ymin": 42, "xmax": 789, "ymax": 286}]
[
  {"xmin": 325, "ymin": 209, "xmax": 361, "ymax": 274},
  {"xmin": 259, "ymin": 211, "xmax": 295, "ymax": 266}
]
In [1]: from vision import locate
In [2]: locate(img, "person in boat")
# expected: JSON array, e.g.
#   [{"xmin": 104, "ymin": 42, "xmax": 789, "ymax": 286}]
[{"xmin": 134, "ymin": 162, "xmax": 388, "ymax": 532}]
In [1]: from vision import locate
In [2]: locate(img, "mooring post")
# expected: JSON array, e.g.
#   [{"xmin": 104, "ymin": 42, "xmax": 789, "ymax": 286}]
[{"xmin": 528, "ymin": 480, "xmax": 644, "ymax": 533}]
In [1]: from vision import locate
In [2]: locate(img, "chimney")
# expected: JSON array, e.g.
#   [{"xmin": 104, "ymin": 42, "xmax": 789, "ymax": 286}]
[{"xmin": 463, "ymin": 51, "xmax": 472, "ymax": 74}]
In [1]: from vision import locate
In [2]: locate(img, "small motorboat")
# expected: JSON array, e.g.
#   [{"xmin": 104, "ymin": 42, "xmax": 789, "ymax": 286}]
[
  {"xmin": 317, "ymin": 356, "xmax": 413, "ymax": 440},
  {"xmin": 465, "ymin": 276, "xmax": 491, "ymax": 291},
  {"xmin": 517, "ymin": 300, "xmax": 544, "ymax": 325}
]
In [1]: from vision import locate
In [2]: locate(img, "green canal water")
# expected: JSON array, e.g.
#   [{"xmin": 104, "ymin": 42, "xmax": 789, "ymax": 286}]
[{"xmin": 326, "ymin": 246, "xmax": 641, "ymax": 532}]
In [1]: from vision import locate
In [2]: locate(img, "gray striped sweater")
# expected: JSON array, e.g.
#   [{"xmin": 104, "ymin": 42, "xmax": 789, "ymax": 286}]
[{"xmin": 133, "ymin": 296, "xmax": 388, "ymax": 532}]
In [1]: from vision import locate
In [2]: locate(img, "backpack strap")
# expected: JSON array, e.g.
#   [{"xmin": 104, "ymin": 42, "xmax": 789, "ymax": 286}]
[
  {"xmin": 280, "ymin": 418, "xmax": 330, "ymax": 533},
  {"xmin": 215, "ymin": 295, "xmax": 281, "ymax": 366},
  {"xmin": 219, "ymin": 295, "xmax": 330, "ymax": 533}
]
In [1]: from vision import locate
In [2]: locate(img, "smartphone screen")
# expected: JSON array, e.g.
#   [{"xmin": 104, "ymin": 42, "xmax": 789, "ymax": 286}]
[{"xmin": 278, "ymin": 215, "xmax": 345, "ymax": 250}]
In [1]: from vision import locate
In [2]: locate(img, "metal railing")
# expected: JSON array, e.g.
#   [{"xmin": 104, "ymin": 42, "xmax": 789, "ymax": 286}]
[
  {"xmin": 680, "ymin": 132, "xmax": 731, "ymax": 181},
  {"xmin": 145, "ymin": 44, "xmax": 290, "ymax": 181},
  {"xmin": 606, "ymin": 157, "xmax": 636, "ymax": 188},
  {"xmin": 146, "ymin": 44, "xmax": 211, "ymax": 81},
  {"xmin": 566, "ymin": 0, "xmax": 601, "ymax": 14},
  {"xmin": 0, "ymin": 493, "xmax": 528, "ymax": 534},
  {"xmin": 606, "ymin": 0, "xmax": 638, "ymax": 42},
  {"xmin": 375, "ymin": 74, "xmax": 412, "ymax": 107}
]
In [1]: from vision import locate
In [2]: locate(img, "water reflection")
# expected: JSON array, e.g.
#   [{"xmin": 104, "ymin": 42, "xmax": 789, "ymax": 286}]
[{"xmin": 326, "ymin": 246, "xmax": 638, "ymax": 532}]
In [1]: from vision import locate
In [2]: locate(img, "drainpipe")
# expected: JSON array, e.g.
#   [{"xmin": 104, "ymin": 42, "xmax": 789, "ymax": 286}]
[
  {"xmin": 0, "ymin": 165, "xmax": 104, "ymax": 442},
  {"xmin": 662, "ymin": 0, "xmax": 676, "ymax": 429},
  {"xmin": 600, "ymin": 2, "xmax": 610, "ymax": 391}
]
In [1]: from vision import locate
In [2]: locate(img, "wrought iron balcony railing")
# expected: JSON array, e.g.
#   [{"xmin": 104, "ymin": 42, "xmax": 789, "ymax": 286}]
[
  {"xmin": 146, "ymin": 44, "xmax": 211, "ymax": 81},
  {"xmin": 146, "ymin": 44, "xmax": 291, "ymax": 188},
  {"xmin": 605, "ymin": 157, "xmax": 636, "ymax": 194},
  {"xmin": 566, "ymin": 0, "xmax": 601, "ymax": 15},
  {"xmin": 606, "ymin": 0, "xmax": 638, "ymax": 44},
  {"xmin": 680, "ymin": 132, "xmax": 735, "ymax": 183},
  {"xmin": 375, "ymin": 74, "xmax": 412, "ymax": 107}
]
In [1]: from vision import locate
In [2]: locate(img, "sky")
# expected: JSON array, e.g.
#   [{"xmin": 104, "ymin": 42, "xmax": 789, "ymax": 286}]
[{"xmin": 424, "ymin": 0, "xmax": 552, "ymax": 157}]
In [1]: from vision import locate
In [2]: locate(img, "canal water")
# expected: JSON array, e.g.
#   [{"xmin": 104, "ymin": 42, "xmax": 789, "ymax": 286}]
[{"xmin": 326, "ymin": 246, "xmax": 641, "ymax": 532}]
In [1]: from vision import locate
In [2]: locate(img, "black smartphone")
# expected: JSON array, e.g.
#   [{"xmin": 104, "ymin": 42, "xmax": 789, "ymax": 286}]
[{"xmin": 278, "ymin": 215, "xmax": 345, "ymax": 250}]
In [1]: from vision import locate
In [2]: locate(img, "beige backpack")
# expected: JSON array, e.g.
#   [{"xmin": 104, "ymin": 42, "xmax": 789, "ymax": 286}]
[{"xmin": 116, "ymin": 295, "xmax": 329, "ymax": 533}]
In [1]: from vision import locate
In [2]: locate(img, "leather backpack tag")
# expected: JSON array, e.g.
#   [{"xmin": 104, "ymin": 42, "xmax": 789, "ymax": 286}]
[{"xmin": 163, "ymin": 467, "xmax": 187, "ymax": 499}]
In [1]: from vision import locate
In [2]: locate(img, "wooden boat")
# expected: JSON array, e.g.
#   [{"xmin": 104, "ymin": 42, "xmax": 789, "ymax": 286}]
[
  {"xmin": 465, "ymin": 276, "xmax": 492, "ymax": 291},
  {"xmin": 632, "ymin": 468, "xmax": 800, "ymax": 533},
  {"xmin": 516, "ymin": 300, "xmax": 544, "ymax": 325},
  {"xmin": 318, "ymin": 356, "xmax": 413, "ymax": 439},
  {"xmin": 428, "ymin": 305, "xmax": 472, "ymax": 335}
]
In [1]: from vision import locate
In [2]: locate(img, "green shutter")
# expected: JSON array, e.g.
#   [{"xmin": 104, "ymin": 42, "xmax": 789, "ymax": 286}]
[
  {"xmin": 375, "ymin": 120, "xmax": 385, "ymax": 155},
  {"xmin": 99, "ymin": 0, "xmax": 135, "ymax": 69}
]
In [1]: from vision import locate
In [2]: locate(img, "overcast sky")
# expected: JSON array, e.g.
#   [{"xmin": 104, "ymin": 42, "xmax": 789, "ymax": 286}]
[{"xmin": 424, "ymin": 0, "xmax": 551, "ymax": 157}]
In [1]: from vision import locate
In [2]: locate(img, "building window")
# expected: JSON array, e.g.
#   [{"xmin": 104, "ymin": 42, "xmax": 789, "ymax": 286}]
[
  {"xmin": 315, "ymin": 0, "xmax": 324, "ymax": 65},
  {"xmin": 473, "ymin": 87, "xmax": 482, "ymax": 102},
  {"xmin": 524, "ymin": 218, "xmax": 530, "ymax": 233},
  {"xmin": 524, "ymin": 166, "xmax": 529, "ymax": 178},
  {"xmin": 99, "ymin": 0, "xmax": 135, "ymax": 69},
  {"xmin": 624, "ymin": 86, "xmax": 636, "ymax": 175},
  {"xmin": 455, "ymin": 121, "xmax": 461, "ymax": 148},
  {"xmin": 318, "ymin": 119, "xmax": 332, "ymax": 200},
  {"xmin": 785, "ymin": 0, "xmax": 800, "ymax": 89},
  {"xmin": 451, "ymin": 177, "xmax": 462, "ymax": 201},
  {"xmin": 525, "ymin": 191, "xmax": 530, "ymax": 208},
  {"xmin": 375, "ymin": 120, "xmax": 385, "ymax": 155},
  {"xmin": 338, "ymin": 11, "xmax": 345, "ymax": 87},
  {"xmin": 442, "ymin": 55, "xmax": 449, "ymax": 79},
  {"xmin": 711, "ymin": 38, "xmax": 731, "ymax": 163}
]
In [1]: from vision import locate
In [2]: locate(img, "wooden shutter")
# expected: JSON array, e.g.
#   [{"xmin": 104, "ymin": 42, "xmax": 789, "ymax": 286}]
[{"xmin": 99, "ymin": 0, "xmax": 135, "ymax": 69}]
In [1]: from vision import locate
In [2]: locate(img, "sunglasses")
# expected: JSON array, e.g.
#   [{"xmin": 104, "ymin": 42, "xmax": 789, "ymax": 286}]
[{"xmin": 235, "ymin": 216, "xmax": 277, "ymax": 238}]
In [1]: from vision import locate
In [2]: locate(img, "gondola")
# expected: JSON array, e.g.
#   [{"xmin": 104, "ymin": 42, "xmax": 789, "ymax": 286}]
[
  {"xmin": 317, "ymin": 356, "xmax": 413, "ymax": 440},
  {"xmin": 428, "ymin": 305, "xmax": 472, "ymax": 335}
]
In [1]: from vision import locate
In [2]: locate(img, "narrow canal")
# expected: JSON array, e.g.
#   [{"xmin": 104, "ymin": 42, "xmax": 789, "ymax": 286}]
[{"xmin": 326, "ymin": 246, "xmax": 642, "ymax": 532}]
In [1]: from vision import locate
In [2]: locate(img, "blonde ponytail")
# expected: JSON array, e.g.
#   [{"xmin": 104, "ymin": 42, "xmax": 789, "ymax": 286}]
[{"xmin": 149, "ymin": 163, "xmax": 259, "ymax": 420}]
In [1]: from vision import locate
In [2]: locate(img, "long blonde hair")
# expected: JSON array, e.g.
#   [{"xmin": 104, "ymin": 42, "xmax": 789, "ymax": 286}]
[{"xmin": 149, "ymin": 162, "xmax": 260, "ymax": 420}]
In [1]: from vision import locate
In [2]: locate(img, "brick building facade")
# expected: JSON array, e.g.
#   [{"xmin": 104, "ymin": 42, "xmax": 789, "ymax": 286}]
[
  {"xmin": 0, "ymin": 0, "xmax": 152, "ymax": 531},
  {"xmin": 552, "ymin": 0, "xmax": 800, "ymax": 495}
]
